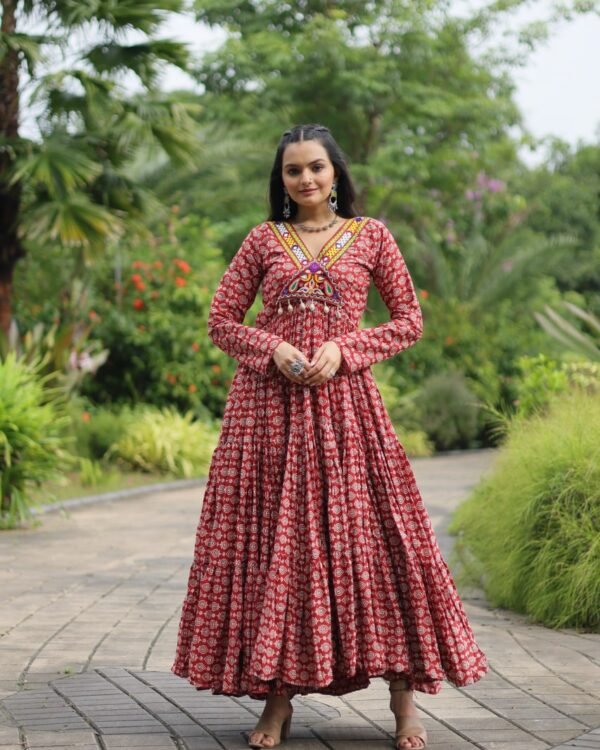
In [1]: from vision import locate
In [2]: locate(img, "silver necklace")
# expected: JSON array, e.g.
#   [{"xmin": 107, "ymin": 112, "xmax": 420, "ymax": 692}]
[{"xmin": 293, "ymin": 215, "xmax": 339, "ymax": 233}]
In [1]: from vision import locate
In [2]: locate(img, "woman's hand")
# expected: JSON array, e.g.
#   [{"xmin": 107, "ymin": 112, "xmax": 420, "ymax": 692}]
[
  {"xmin": 272, "ymin": 342, "xmax": 311, "ymax": 384},
  {"xmin": 302, "ymin": 341, "xmax": 342, "ymax": 386}
]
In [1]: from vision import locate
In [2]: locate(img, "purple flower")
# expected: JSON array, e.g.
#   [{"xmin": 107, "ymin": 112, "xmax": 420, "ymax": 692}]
[{"xmin": 487, "ymin": 178, "xmax": 506, "ymax": 193}]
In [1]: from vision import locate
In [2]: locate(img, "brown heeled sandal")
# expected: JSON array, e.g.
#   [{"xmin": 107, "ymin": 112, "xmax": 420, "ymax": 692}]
[
  {"xmin": 248, "ymin": 705, "xmax": 293, "ymax": 749},
  {"xmin": 389, "ymin": 679, "xmax": 428, "ymax": 749}
]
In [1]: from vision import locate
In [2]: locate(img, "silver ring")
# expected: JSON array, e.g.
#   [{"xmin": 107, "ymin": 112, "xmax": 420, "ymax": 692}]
[{"xmin": 289, "ymin": 358, "xmax": 305, "ymax": 375}]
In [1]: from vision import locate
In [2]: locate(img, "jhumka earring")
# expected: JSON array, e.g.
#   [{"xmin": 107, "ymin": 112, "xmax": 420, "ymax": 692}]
[
  {"xmin": 328, "ymin": 181, "xmax": 338, "ymax": 213},
  {"xmin": 283, "ymin": 191, "xmax": 291, "ymax": 219}
]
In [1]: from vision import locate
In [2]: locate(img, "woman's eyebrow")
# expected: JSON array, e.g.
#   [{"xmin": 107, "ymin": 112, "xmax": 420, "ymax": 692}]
[{"xmin": 283, "ymin": 159, "xmax": 326, "ymax": 168}]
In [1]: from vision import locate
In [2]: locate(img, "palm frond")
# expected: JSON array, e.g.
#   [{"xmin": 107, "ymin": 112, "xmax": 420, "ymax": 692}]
[
  {"xmin": 84, "ymin": 40, "xmax": 190, "ymax": 86},
  {"xmin": 10, "ymin": 138, "xmax": 101, "ymax": 197},
  {"xmin": 0, "ymin": 32, "xmax": 53, "ymax": 75},
  {"xmin": 471, "ymin": 233, "xmax": 577, "ymax": 309},
  {"xmin": 27, "ymin": 0, "xmax": 184, "ymax": 33},
  {"xmin": 534, "ymin": 304, "xmax": 600, "ymax": 362},
  {"xmin": 23, "ymin": 195, "xmax": 124, "ymax": 250},
  {"xmin": 562, "ymin": 301, "xmax": 600, "ymax": 335}
]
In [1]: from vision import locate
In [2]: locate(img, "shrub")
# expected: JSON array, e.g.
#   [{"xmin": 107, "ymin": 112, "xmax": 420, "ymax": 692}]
[
  {"xmin": 514, "ymin": 353, "xmax": 600, "ymax": 418},
  {"xmin": 0, "ymin": 354, "xmax": 70, "ymax": 527},
  {"xmin": 395, "ymin": 428, "xmax": 434, "ymax": 458},
  {"xmin": 82, "ymin": 227, "xmax": 236, "ymax": 418},
  {"xmin": 415, "ymin": 371, "xmax": 481, "ymax": 450},
  {"xmin": 448, "ymin": 390, "xmax": 600, "ymax": 631},
  {"xmin": 68, "ymin": 402, "xmax": 134, "ymax": 461},
  {"xmin": 375, "ymin": 366, "xmax": 433, "ymax": 457},
  {"xmin": 108, "ymin": 406, "xmax": 220, "ymax": 477}
]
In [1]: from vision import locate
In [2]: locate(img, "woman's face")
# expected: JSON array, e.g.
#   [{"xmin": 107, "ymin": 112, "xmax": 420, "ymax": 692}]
[{"xmin": 281, "ymin": 139, "xmax": 337, "ymax": 213}]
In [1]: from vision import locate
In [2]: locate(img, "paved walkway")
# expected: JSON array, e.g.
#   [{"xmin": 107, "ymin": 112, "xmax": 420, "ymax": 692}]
[{"xmin": 1, "ymin": 449, "xmax": 599, "ymax": 750}]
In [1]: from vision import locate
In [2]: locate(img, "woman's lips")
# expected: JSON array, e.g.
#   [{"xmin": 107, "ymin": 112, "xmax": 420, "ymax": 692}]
[{"xmin": 300, "ymin": 188, "xmax": 317, "ymax": 194}]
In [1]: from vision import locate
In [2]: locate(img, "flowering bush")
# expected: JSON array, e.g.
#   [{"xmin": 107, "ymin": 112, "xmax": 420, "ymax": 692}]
[{"xmin": 82, "ymin": 240, "xmax": 236, "ymax": 416}]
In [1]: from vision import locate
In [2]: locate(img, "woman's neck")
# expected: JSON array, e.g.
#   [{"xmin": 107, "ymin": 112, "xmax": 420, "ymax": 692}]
[{"xmin": 293, "ymin": 205, "xmax": 337, "ymax": 225}]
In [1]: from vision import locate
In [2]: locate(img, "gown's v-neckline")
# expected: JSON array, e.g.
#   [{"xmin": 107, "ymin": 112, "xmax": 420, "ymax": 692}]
[{"xmin": 284, "ymin": 218, "xmax": 352, "ymax": 264}]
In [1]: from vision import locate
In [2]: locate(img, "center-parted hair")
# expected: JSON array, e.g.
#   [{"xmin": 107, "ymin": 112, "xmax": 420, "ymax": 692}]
[{"xmin": 267, "ymin": 124, "xmax": 357, "ymax": 221}]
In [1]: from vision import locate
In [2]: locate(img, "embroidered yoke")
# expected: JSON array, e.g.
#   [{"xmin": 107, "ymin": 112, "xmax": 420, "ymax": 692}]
[{"xmin": 171, "ymin": 216, "xmax": 489, "ymax": 700}]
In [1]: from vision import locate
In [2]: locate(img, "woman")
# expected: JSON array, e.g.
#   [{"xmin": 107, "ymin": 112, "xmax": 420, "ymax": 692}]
[{"xmin": 171, "ymin": 124, "xmax": 488, "ymax": 750}]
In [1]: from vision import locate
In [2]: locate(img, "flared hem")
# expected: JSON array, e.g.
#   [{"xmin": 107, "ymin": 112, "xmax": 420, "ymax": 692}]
[{"xmin": 171, "ymin": 656, "xmax": 489, "ymax": 700}]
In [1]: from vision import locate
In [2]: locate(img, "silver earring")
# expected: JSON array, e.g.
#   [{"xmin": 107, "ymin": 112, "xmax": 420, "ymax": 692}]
[
  {"xmin": 328, "ymin": 181, "xmax": 338, "ymax": 213},
  {"xmin": 283, "ymin": 191, "xmax": 291, "ymax": 219}
]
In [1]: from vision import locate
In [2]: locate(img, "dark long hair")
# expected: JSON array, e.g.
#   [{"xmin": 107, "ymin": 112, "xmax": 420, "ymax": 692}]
[{"xmin": 267, "ymin": 124, "xmax": 357, "ymax": 221}]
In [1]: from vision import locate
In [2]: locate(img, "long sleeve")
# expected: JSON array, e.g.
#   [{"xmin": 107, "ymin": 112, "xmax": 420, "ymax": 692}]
[
  {"xmin": 208, "ymin": 227, "xmax": 285, "ymax": 375},
  {"xmin": 331, "ymin": 223, "xmax": 423, "ymax": 374}
]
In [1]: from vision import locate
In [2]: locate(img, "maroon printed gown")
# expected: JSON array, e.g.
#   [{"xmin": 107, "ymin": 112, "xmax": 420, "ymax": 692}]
[{"xmin": 171, "ymin": 217, "xmax": 488, "ymax": 699}]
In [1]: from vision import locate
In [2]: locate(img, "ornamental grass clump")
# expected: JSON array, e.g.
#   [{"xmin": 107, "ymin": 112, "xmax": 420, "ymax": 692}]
[
  {"xmin": 449, "ymin": 389, "xmax": 600, "ymax": 631},
  {"xmin": 0, "ymin": 354, "xmax": 70, "ymax": 527},
  {"xmin": 107, "ymin": 406, "xmax": 219, "ymax": 478}
]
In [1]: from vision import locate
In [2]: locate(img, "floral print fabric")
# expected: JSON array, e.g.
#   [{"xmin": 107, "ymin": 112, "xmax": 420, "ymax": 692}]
[{"xmin": 171, "ymin": 217, "xmax": 488, "ymax": 699}]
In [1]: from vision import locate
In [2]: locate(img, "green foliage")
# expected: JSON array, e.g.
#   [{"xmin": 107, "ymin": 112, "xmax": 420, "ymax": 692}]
[
  {"xmin": 1, "ymin": 0, "xmax": 200, "ymax": 319},
  {"xmin": 449, "ymin": 390, "xmax": 600, "ymax": 631},
  {"xmin": 395, "ymin": 428, "xmax": 434, "ymax": 459},
  {"xmin": 415, "ymin": 371, "xmax": 481, "ymax": 451},
  {"xmin": 374, "ymin": 365, "xmax": 433, "ymax": 457},
  {"xmin": 168, "ymin": 0, "xmax": 531, "ymax": 237},
  {"xmin": 82, "ymin": 219, "xmax": 236, "ymax": 416},
  {"xmin": 535, "ymin": 301, "xmax": 600, "ymax": 361},
  {"xmin": 107, "ymin": 406, "xmax": 220, "ymax": 477},
  {"xmin": 520, "ymin": 143, "xmax": 600, "ymax": 298},
  {"xmin": 68, "ymin": 403, "xmax": 134, "ymax": 461},
  {"xmin": 76, "ymin": 457, "xmax": 105, "ymax": 488},
  {"xmin": 513, "ymin": 353, "xmax": 600, "ymax": 419},
  {"xmin": 0, "ymin": 354, "xmax": 70, "ymax": 527}
]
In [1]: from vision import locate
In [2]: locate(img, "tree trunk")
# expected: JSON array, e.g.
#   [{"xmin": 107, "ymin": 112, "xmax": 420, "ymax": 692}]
[{"xmin": 0, "ymin": 0, "xmax": 24, "ymax": 337}]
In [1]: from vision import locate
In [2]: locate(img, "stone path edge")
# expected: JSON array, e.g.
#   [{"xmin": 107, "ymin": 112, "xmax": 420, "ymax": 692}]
[
  {"xmin": 31, "ymin": 477, "xmax": 208, "ymax": 516},
  {"xmin": 30, "ymin": 448, "xmax": 490, "ymax": 518}
]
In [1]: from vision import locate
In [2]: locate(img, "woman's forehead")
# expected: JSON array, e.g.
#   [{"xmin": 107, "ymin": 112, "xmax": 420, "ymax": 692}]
[{"xmin": 282, "ymin": 140, "xmax": 330, "ymax": 167}]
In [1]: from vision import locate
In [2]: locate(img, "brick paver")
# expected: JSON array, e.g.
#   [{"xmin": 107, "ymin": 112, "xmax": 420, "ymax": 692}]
[{"xmin": 1, "ymin": 448, "xmax": 599, "ymax": 750}]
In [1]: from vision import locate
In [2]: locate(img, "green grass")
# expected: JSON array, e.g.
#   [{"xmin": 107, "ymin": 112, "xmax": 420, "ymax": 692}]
[{"xmin": 448, "ymin": 390, "xmax": 600, "ymax": 631}]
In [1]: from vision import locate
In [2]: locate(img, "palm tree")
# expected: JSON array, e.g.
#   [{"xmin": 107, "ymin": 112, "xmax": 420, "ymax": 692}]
[
  {"xmin": 410, "ymin": 227, "xmax": 576, "ymax": 315},
  {"xmin": 0, "ymin": 0, "xmax": 199, "ymax": 334},
  {"xmin": 534, "ymin": 301, "xmax": 600, "ymax": 361}
]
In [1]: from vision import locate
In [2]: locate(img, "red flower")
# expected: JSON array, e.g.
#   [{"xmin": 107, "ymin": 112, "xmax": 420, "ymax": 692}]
[
  {"xmin": 175, "ymin": 276, "xmax": 187, "ymax": 287},
  {"xmin": 153, "ymin": 260, "xmax": 163, "ymax": 270},
  {"xmin": 420, "ymin": 289, "xmax": 429, "ymax": 299},
  {"xmin": 211, "ymin": 364, "xmax": 221, "ymax": 373},
  {"xmin": 88, "ymin": 309, "xmax": 100, "ymax": 321},
  {"xmin": 174, "ymin": 259, "xmax": 191, "ymax": 274},
  {"xmin": 132, "ymin": 260, "xmax": 146, "ymax": 270},
  {"xmin": 81, "ymin": 411, "xmax": 91, "ymax": 423},
  {"xmin": 133, "ymin": 298, "xmax": 145, "ymax": 310},
  {"xmin": 445, "ymin": 335, "xmax": 455, "ymax": 346},
  {"xmin": 191, "ymin": 342, "xmax": 200, "ymax": 352},
  {"xmin": 133, "ymin": 280, "xmax": 145, "ymax": 292},
  {"xmin": 131, "ymin": 274, "xmax": 143, "ymax": 284},
  {"xmin": 165, "ymin": 373, "xmax": 177, "ymax": 384},
  {"xmin": 188, "ymin": 383, "xmax": 197, "ymax": 393}
]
